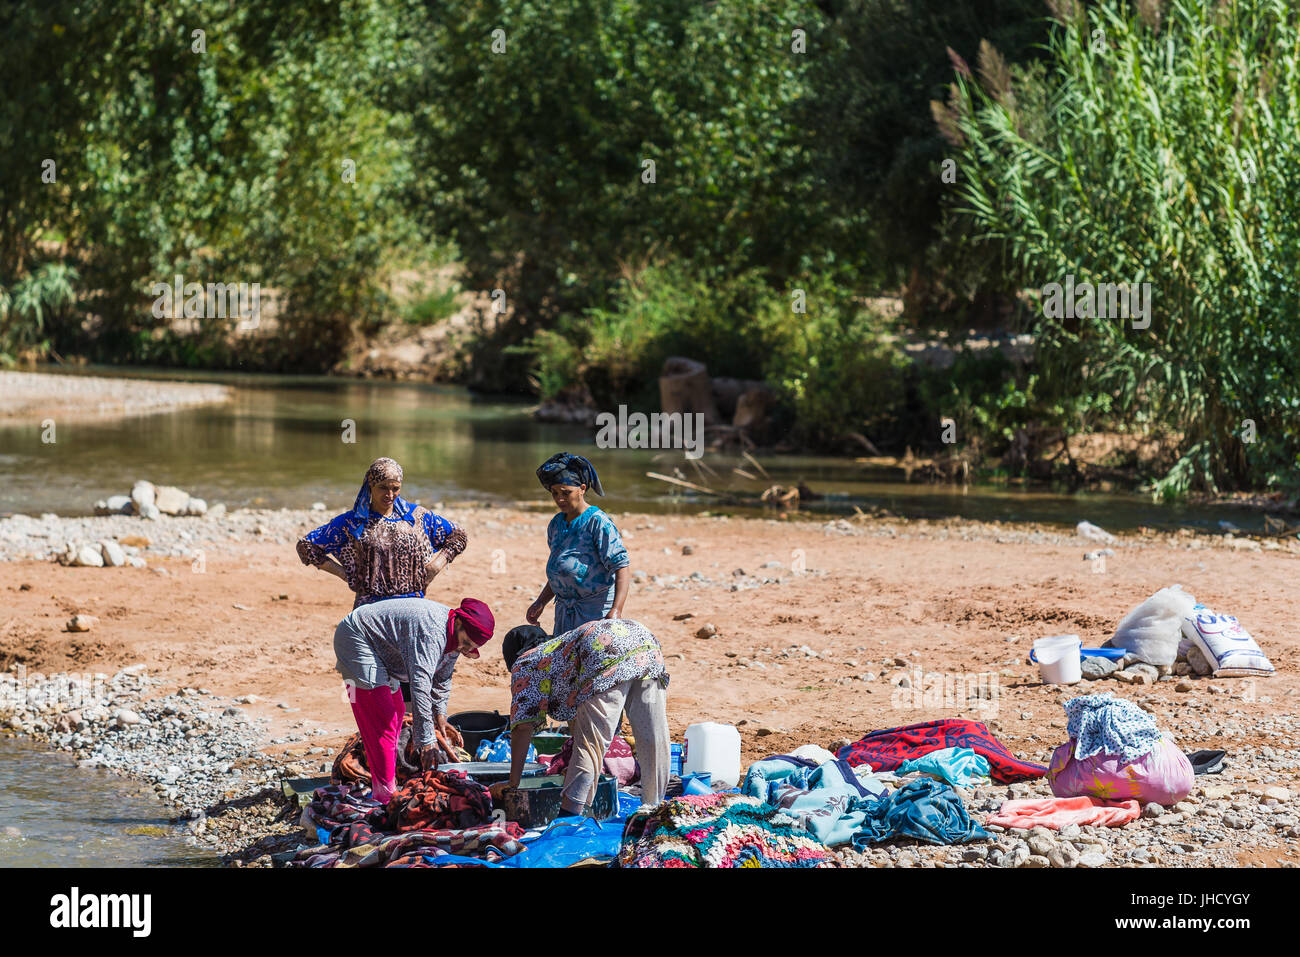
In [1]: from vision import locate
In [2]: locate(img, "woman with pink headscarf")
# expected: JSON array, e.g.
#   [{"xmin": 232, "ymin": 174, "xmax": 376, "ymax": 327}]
[{"xmin": 334, "ymin": 596, "xmax": 496, "ymax": 803}]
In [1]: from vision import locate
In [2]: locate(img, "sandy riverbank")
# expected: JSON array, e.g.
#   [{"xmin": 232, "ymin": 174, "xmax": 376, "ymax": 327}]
[
  {"xmin": 2, "ymin": 505, "xmax": 1298, "ymax": 866},
  {"xmin": 0, "ymin": 370, "xmax": 231, "ymax": 422}
]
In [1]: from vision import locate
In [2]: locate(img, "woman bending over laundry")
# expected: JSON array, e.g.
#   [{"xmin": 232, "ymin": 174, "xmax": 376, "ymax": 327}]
[
  {"xmin": 334, "ymin": 596, "xmax": 495, "ymax": 803},
  {"xmin": 527, "ymin": 452, "xmax": 630, "ymax": 634},
  {"xmin": 492, "ymin": 619, "xmax": 669, "ymax": 817},
  {"xmin": 297, "ymin": 457, "xmax": 468, "ymax": 609}
]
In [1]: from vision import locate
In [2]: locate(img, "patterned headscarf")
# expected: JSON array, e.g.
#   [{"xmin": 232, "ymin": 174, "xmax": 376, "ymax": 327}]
[
  {"xmin": 536, "ymin": 452, "xmax": 604, "ymax": 496},
  {"xmin": 342, "ymin": 457, "xmax": 417, "ymax": 536}
]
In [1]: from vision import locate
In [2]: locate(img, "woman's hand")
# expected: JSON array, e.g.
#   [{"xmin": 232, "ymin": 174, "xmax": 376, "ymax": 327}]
[
  {"xmin": 424, "ymin": 551, "xmax": 449, "ymax": 583},
  {"xmin": 317, "ymin": 559, "xmax": 348, "ymax": 582},
  {"xmin": 420, "ymin": 745, "xmax": 440, "ymax": 771},
  {"xmin": 435, "ymin": 714, "xmax": 462, "ymax": 750},
  {"xmin": 526, "ymin": 597, "xmax": 547, "ymax": 625}
]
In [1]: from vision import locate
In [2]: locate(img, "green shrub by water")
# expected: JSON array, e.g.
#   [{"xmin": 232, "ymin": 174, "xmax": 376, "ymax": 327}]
[
  {"xmin": 520, "ymin": 263, "xmax": 908, "ymax": 448},
  {"xmin": 945, "ymin": 0, "xmax": 1300, "ymax": 495}
]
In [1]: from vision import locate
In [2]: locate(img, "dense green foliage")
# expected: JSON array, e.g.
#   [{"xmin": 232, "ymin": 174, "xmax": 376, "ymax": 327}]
[
  {"xmin": 1, "ymin": 0, "xmax": 424, "ymax": 369},
  {"xmin": 947, "ymin": 0, "xmax": 1300, "ymax": 494},
  {"xmin": 523, "ymin": 264, "xmax": 906, "ymax": 446},
  {"xmin": 4, "ymin": 0, "xmax": 1297, "ymax": 493}
]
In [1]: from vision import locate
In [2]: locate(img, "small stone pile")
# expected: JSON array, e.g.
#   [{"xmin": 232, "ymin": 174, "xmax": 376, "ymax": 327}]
[{"xmin": 94, "ymin": 479, "xmax": 220, "ymax": 520}]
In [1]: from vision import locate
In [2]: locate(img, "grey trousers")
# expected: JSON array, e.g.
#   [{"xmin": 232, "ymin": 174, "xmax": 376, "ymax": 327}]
[{"xmin": 563, "ymin": 677, "xmax": 669, "ymax": 815}]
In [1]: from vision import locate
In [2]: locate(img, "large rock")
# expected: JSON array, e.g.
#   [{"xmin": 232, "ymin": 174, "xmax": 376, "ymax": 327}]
[
  {"xmin": 206, "ymin": 503, "xmax": 226, "ymax": 520},
  {"xmin": 1076, "ymin": 520, "xmax": 1116, "ymax": 543},
  {"xmin": 72, "ymin": 544, "xmax": 105, "ymax": 567},
  {"xmin": 1124, "ymin": 663, "xmax": 1160, "ymax": 682},
  {"xmin": 1186, "ymin": 645, "xmax": 1213, "ymax": 676},
  {"xmin": 154, "ymin": 485, "xmax": 191, "ymax": 515},
  {"xmin": 67, "ymin": 614, "xmax": 99, "ymax": 632},
  {"xmin": 131, "ymin": 480, "xmax": 156, "ymax": 513},
  {"xmin": 94, "ymin": 495, "xmax": 132, "ymax": 515},
  {"xmin": 184, "ymin": 497, "xmax": 208, "ymax": 516},
  {"xmin": 98, "ymin": 540, "xmax": 127, "ymax": 567},
  {"xmin": 1081, "ymin": 656, "xmax": 1119, "ymax": 680},
  {"xmin": 140, "ymin": 503, "xmax": 162, "ymax": 521}
]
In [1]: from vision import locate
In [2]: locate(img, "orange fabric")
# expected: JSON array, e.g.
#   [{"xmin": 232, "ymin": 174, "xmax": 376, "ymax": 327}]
[{"xmin": 987, "ymin": 796, "xmax": 1140, "ymax": 830}]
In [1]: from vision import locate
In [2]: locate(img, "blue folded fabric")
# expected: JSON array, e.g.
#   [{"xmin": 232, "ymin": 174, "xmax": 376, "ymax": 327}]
[
  {"xmin": 742, "ymin": 755, "xmax": 889, "ymax": 846},
  {"xmin": 850, "ymin": 778, "xmax": 988, "ymax": 847}
]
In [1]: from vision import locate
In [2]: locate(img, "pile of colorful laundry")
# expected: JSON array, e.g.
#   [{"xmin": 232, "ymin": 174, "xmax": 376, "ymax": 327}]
[
  {"xmin": 291, "ymin": 769, "xmax": 523, "ymax": 868},
  {"xmin": 332, "ymin": 714, "xmax": 470, "ymax": 788},
  {"xmin": 299, "ymin": 704, "xmax": 1205, "ymax": 868},
  {"xmin": 618, "ymin": 793, "xmax": 835, "ymax": 868}
]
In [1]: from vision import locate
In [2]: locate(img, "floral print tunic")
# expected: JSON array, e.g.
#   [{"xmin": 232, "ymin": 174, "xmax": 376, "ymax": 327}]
[{"xmin": 509, "ymin": 619, "xmax": 666, "ymax": 729}]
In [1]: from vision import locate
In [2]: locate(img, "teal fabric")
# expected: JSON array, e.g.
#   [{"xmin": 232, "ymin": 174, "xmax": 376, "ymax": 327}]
[
  {"xmin": 851, "ymin": 778, "xmax": 988, "ymax": 847},
  {"xmin": 742, "ymin": 756, "xmax": 888, "ymax": 847},
  {"xmin": 896, "ymin": 747, "xmax": 991, "ymax": 789}
]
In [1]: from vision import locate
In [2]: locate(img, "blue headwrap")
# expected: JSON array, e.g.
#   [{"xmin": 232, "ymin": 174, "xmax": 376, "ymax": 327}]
[
  {"xmin": 536, "ymin": 452, "xmax": 604, "ymax": 496},
  {"xmin": 342, "ymin": 457, "xmax": 418, "ymax": 536}
]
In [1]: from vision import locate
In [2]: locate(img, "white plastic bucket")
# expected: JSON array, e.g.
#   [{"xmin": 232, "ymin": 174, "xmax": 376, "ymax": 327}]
[
  {"xmin": 1034, "ymin": 634, "xmax": 1082, "ymax": 684},
  {"xmin": 682, "ymin": 722, "xmax": 741, "ymax": 786}
]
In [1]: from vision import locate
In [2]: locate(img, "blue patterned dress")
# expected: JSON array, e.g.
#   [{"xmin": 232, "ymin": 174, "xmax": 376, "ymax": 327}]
[{"xmin": 545, "ymin": 505, "xmax": 629, "ymax": 633}]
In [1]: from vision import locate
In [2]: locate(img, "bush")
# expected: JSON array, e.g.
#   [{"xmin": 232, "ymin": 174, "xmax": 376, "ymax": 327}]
[
  {"xmin": 946, "ymin": 0, "xmax": 1300, "ymax": 495},
  {"xmin": 521, "ymin": 262, "xmax": 908, "ymax": 448}
]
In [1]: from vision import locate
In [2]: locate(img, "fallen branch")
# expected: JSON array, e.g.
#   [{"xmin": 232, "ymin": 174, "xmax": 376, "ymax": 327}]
[
  {"xmin": 742, "ymin": 450, "xmax": 769, "ymax": 478},
  {"xmin": 646, "ymin": 471, "xmax": 726, "ymax": 496}
]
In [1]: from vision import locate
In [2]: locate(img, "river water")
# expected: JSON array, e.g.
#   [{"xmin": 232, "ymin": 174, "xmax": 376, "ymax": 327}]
[
  {"xmin": 0, "ymin": 737, "xmax": 214, "ymax": 867},
  {"xmin": 0, "ymin": 366, "xmax": 1263, "ymax": 531}
]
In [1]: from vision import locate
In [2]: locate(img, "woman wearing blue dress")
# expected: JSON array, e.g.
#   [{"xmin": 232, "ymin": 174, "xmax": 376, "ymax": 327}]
[{"xmin": 527, "ymin": 453, "xmax": 631, "ymax": 634}]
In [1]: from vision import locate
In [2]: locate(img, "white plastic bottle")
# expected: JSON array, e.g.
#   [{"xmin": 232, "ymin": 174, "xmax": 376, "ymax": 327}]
[{"xmin": 682, "ymin": 722, "xmax": 741, "ymax": 786}]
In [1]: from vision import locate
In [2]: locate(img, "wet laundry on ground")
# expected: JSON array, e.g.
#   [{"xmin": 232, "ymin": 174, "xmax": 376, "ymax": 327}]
[
  {"xmin": 617, "ymin": 793, "xmax": 835, "ymax": 868},
  {"xmin": 850, "ymin": 778, "xmax": 989, "ymax": 847}
]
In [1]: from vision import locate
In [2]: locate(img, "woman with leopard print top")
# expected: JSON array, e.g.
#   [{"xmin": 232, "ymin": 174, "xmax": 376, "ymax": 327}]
[{"xmin": 297, "ymin": 457, "xmax": 468, "ymax": 608}]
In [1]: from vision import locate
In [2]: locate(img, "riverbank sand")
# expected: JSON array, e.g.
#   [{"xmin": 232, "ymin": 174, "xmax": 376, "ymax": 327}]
[{"xmin": 2, "ymin": 506, "xmax": 1298, "ymax": 866}]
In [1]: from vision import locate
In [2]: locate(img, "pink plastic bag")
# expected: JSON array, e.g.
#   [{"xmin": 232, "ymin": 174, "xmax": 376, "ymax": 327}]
[{"xmin": 1048, "ymin": 733, "xmax": 1193, "ymax": 806}]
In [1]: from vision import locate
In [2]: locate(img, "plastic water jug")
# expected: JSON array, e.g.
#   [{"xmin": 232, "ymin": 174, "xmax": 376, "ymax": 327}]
[{"xmin": 682, "ymin": 722, "xmax": 741, "ymax": 786}]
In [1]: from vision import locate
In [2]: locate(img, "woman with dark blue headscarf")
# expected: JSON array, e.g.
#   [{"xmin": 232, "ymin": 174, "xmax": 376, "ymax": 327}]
[
  {"xmin": 528, "ymin": 452, "xmax": 630, "ymax": 633},
  {"xmin": 296, "ymin": 457, "xmax": 468, "ymax": 608}
]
